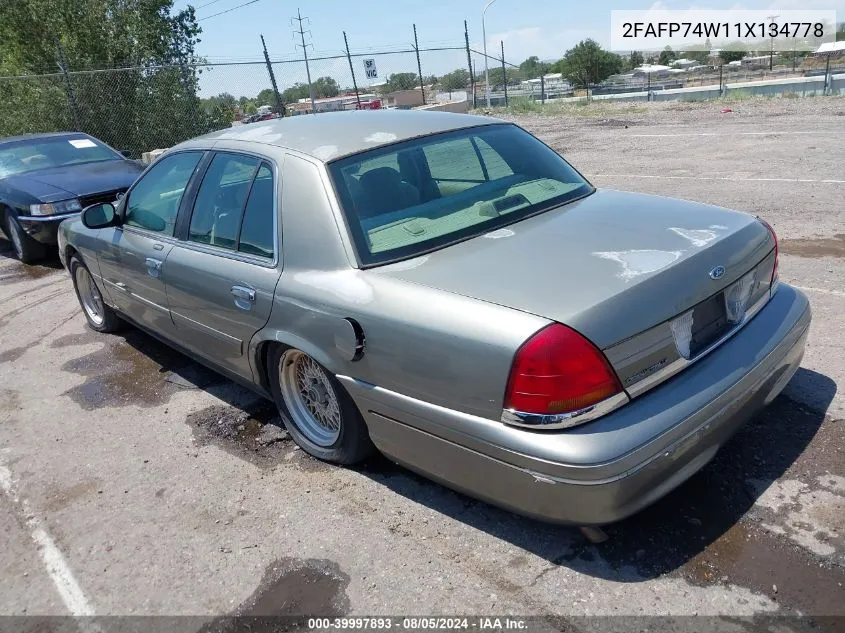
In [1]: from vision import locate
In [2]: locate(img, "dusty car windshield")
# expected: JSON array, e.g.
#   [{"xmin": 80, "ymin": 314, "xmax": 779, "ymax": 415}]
[
  {"xmin": 0, "ymin": 136, "xmax": 120, "ymax": 179},
  {"xmin": 328, "ymin": 123, "xmax": 592, "ymax": 266}
]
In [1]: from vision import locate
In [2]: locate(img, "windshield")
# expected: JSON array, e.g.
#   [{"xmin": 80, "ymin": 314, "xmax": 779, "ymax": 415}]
[
  {"xmin": 0, "ymin": 136, "xmax": 121, "ymax": 179},
  {"xmin": 328, "ymin": 123, "xmax": 593, "ymax": 266}
]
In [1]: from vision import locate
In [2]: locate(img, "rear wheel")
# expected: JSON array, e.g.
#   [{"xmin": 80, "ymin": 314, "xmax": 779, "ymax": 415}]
[
  {"xmin": 269, "ymin": 347, "xmax": 373, "ymax": 465},
  {"xmin": 4, "ymin": 210, "xmax": 44, "ymax": 264},
  {"xmin": 69, "ymin": 255, "xmax": 122, "ymax": 333}
]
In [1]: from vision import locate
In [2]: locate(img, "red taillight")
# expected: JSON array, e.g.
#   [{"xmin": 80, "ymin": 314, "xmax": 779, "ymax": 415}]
[
  {"xmin": 504, "ymin": 324, "xmax": 623, "ymax": 415},
  {"xmin": 759, "ymin": 218, "xmax": 779, "ymax": 287}
]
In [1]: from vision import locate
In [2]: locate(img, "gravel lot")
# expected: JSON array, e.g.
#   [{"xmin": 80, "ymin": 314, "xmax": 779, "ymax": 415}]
[{"xmin": 1, "ymin": 97, "xmax": 843, "ymax": 629}]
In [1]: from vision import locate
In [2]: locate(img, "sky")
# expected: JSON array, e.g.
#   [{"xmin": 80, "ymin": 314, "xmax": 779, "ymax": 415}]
[{"xmin": 174, "ymin": 0, "xmax": 842, "ymax": 97}]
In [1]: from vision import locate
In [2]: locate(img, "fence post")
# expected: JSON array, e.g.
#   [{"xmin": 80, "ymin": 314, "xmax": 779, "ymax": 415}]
[
  {"xmin": 261, "ymin": 35, "xmax": 286, "ymax": 117},
  {"xmin": 464, "ymin": 20, "xmax": 475, "ymax": 109},
  {"xmin": 55, "ymin": 39, "xmax": 82, "ymax": 131},
  {"xmin": 719, "ymin": 63, "xmax": 723, "ymax": 96},
  {"xmin": 472, "ymin": 58, "xmax": 478, "ymax": 108},
  {"xmin": 413, "ymin": 24, "xmax": 426, "ymax": 105},
  {"xmin": 343, "ymin": 31, "xmax": 361, "ymax": 107},
  {"xmin": 824, "ymin": 54, "xmax": 831, "ymax": 95},
  {"xmin": 500, "ymin": 40, "xmax": 508, "ymax": 107},
  {"xmin": 540, "ymin": 74, "xmax": 545, "ymax": 104}
]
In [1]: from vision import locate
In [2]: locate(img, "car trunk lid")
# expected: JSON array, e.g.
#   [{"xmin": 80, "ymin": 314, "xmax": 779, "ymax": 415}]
[{"xmin": 372, "ymin": 189, "xmax": 773, "ymax": 351}]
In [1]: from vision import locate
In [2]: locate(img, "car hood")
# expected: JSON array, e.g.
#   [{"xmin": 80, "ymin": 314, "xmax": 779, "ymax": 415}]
[
  {"xmin": 373, "ymin": 189, "xmax": 773, "ymax": 349},
  {"xmin": 3, "ymin": 160, "xmax": 143, "ymax": 202}
]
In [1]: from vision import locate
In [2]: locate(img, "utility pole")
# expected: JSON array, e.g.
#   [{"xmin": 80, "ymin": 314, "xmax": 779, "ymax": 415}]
[
  {"xmin": 292, "ymin": 8, "xmax": 316, "ymax": 112},
  {"xmin": 500, "ymin": 40, "xmax": 508, "ymax": 106},
  {"xmin": 261, "ymin": 35, "xmax": 285, "ymax": 117},
  {"xmin": 464, "ymin": 20, "xmax": 475, "ymax": 107},
  {"xmin": 767, "ymin": 14, "xmax": 779, "ymax": 71},
  {"xmin": 413, "ymin": 24, "xmax": 426, "ymax": 105},
  {"xmin": 343, "ymin": 31, "xmax": 361, "ymax": 107}
]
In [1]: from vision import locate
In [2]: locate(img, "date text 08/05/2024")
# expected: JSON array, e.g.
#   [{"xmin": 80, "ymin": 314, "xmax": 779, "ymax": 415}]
[{"xmin": 307, "ymin": 617, "xmax": 529, "ymax": 630}]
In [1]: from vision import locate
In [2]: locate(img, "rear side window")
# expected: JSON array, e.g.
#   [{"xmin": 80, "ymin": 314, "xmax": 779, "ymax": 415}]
[
  {"xmin": 238, "ymin": 164, "xmax": 275, "ymax": 259},
  {"xmin": 189, "ymin": 153, "xmax": 260, "ymax": 250},
  {"xmin": 186, "ymin": 153, "xmax": 275, "ymax": 260}
]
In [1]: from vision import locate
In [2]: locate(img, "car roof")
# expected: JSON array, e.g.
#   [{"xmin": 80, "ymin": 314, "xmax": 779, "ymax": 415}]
[
  {"xmin": 178, "ymin": 110, "xmax": 504, "ymax": 162},
  {"xmin": 0, "ymin": 131, "xmax": 92, "ymax": 146}
]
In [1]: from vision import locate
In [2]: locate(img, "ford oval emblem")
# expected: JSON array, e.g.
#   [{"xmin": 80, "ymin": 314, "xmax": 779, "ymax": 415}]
[{"xmin": 710, "ymin": 265, "xmax": 726, "ymax": 280}]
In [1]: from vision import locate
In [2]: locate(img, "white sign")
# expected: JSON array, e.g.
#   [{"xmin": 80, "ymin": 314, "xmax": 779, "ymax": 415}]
[
  {"xmin": 363, "ymin": 58, "xmax": 378, "ymax": 79},
  {"xmin": 68, "ymin": 138, "xmax": 97, "ymax": 149}
]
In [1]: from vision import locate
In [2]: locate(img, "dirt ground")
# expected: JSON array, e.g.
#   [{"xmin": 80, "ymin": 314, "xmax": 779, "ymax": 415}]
[{"xmin": 1, "ymin": 96, "xmax": 843, "ymax": 630}]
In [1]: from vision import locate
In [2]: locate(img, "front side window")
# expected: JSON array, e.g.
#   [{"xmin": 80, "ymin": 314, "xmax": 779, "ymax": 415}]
[
  {"xmin": 328, "ymin": 124, "xmax": 592, "ymax": 266},
  {"xmin": 125, "ymin": 152, "xmax": 202, "ymax": 235}
]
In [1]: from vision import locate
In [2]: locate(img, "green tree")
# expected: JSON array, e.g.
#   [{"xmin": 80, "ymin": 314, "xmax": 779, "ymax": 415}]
[
  {"xmin": 658, "ymin": 46, "xmax": 676, "ymax": 66},
  {"xmin": 552, "ymin": 39, "xmax": 623, "ymax": 89},
  {"xmin": 384, "ymin": 72, "xmax": 419, "ymax": 92},
  {"xmin": 439, "ymin": 69, "xmax": 470, "ymax": 97},
  {"xmin": 518, "ymin": 56, "xmax": 550, "ymax": 79},
  {"xmin": 719, "ymin": 48, "xmax": 746, "ymax": 63},
  {"xmin": 0, "ymin": 0, "xmax": 217, "ymax": 156},
  {"xmin": 312, "ymin": 76, "xmax": 339, "ymax": 98},
  {"xmin": 628, "ymin": 51, "xmax": 644, "ymax": 69}
]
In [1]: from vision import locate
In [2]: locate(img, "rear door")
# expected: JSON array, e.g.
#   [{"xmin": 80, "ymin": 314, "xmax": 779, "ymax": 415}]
[
  {"xmin": 95, "ymin": 151, "xmax": 203, "ymax": 335},
  {"xmin": 164, "ymin": 152, "xmax": 281, "ymax": 381}
]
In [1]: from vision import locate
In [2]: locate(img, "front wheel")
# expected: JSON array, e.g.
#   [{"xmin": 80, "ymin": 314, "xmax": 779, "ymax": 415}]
[
  {"xmin": 269, "ymin": 347, "xmax": 374, "ymax": 465},
  {"xmin": 4, "ymin": 211, "xmax": 44, "ymax": 264},
  {"xmin": 69, "ymin": 255, "xmax": 122, "ymax": 333}
]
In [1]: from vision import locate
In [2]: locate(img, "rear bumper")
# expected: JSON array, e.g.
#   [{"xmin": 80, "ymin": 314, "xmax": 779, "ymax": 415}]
[
  {"xmin": 17, "ymin": 212, "xmax": 80, "ymax": 245},
  {"xmin": 340, "ymin": 284, "xmax": 811, "ymax": 525}
]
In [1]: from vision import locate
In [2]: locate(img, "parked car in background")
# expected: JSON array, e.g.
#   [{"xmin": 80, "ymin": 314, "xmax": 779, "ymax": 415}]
[
  {"xmin": 0, "ymin": 132, "xmax": 144, "ymax": 263},
  {"xmin": 58, "ymin": 111, "xmax": 810, "ymax": 525}
]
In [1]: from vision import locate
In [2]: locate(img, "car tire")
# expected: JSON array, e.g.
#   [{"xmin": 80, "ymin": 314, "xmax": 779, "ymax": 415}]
[
  {"xmin": 269, "ymin": 346, "xmax": 374, "ymax": 465},
  {"xmin": 69, "ymin": 254, "xmax": 122, "ymax": 333},
  {"xmin": 3, "ymin": 210, "xmax": 44, "ymax": 264}
]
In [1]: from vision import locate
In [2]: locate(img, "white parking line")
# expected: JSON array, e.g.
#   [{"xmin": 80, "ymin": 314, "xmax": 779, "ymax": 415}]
[
  {"xmin": 629, "ymin": 131, "xmax": 845, "ymax": 137},
  {"xmin": 588, "ymin": 173, "xmax": 845, "ymax": 184},
  {"xmin": 0, "ymin": 462, "xmax": 95, "ymax": 617}
]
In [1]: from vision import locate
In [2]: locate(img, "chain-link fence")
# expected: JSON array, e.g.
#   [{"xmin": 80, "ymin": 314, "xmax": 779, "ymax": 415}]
[{"xmin": 0, "ymin": 20, "xmax": 498, "ymax": 159}]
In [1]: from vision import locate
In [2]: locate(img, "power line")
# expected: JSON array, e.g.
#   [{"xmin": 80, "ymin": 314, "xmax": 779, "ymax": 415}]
[
  {"xmin": 292, "ymin": 8, "xmax": 316, "ymax": 109},
  {"xmin": 198, "ymin": 0, "xmax": 263, "ymax": 22},
  {"xmin": 192, "ymin": 0, "xmax": 227, "ymax": 10}
]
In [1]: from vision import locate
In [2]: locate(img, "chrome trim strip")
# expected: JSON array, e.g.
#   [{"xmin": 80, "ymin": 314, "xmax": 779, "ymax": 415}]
[
  {"xmin": 501, "ymin": 391, "xmax": 630, "ymax": 430},
  {"xmin": 626, "ymin": 288, "xmax": 773, "ymax": 399},
  {"xmin": 19, "ymin": 212, "xmax": 81, "ymax": 223}
]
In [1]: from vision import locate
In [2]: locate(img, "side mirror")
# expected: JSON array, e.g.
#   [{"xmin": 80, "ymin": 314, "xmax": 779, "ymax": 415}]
[{"xmin": 81, "ymin": 203, "xmax": 119, "ymax": 229}]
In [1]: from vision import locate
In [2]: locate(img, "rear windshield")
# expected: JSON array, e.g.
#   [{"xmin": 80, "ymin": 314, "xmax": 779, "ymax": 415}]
[
  {"xmin": 328, "ymin": 123, "xmax": 592, "ymax": 266},
  {"xmin": 0, "ymin": 136, "xmax": 120, "ymax": 178}
]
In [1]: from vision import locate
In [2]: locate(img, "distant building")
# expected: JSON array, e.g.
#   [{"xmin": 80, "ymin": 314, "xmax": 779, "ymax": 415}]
[
  {"xmin": 740, "ymin": 55, "xmax": 772, "ymax": 69},
  {"xmin": 815, "ymin": 41, "xmax": 845, "ymax": 57},
  {"xmin": 383, "ymin": 88, "xmax": 425, "ymax": 109},
  {"xmin": 671, "ymin": 58, "xmax": 697, "ymax": 68},
  {"xmin": 632, "ymin": 64, "xmax": 672, "ymax": 77},
  {"xmin": 518, "ymin": 73, "xmax": 572, "ymax": 95}
]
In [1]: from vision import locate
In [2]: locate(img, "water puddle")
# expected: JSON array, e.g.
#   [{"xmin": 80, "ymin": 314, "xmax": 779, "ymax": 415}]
[
  {"xmin": 199, "ymin": 558, "xmax": 350, "ymax": 632},
  {"xmin": 187, "ymin": 402, "xmax": 292, "ymax": 469},
  {"xmin": 780, "ymin": 234, "xmax": 845, "ymax": 258},
  {"xmin": 61, "ymin": 329, "xmax": 221, "ymax": 409}
]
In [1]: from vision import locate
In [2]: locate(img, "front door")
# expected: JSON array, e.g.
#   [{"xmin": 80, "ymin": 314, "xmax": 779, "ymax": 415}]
[
  {"xmin": 164, "ymin": 153, "xmax": 281, "ymax": 380},
  {"xmin": 96, "ymin": 151, "xmax": 203, "ymax": 334}
]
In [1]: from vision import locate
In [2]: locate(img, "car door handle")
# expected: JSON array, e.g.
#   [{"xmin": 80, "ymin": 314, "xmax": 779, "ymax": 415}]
[
  {"xmin": 231, "ymin": 285, "xmax": 256, "ymax": 311},
  {"xmin": 145, "ymin": 258, "xmax": 163, "ymax": 279}
]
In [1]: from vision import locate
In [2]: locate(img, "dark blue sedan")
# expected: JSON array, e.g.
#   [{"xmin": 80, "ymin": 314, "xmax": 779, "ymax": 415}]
[{"xmin": 0, "ymin": 132, "xmax": 145, "ymax": 263}]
